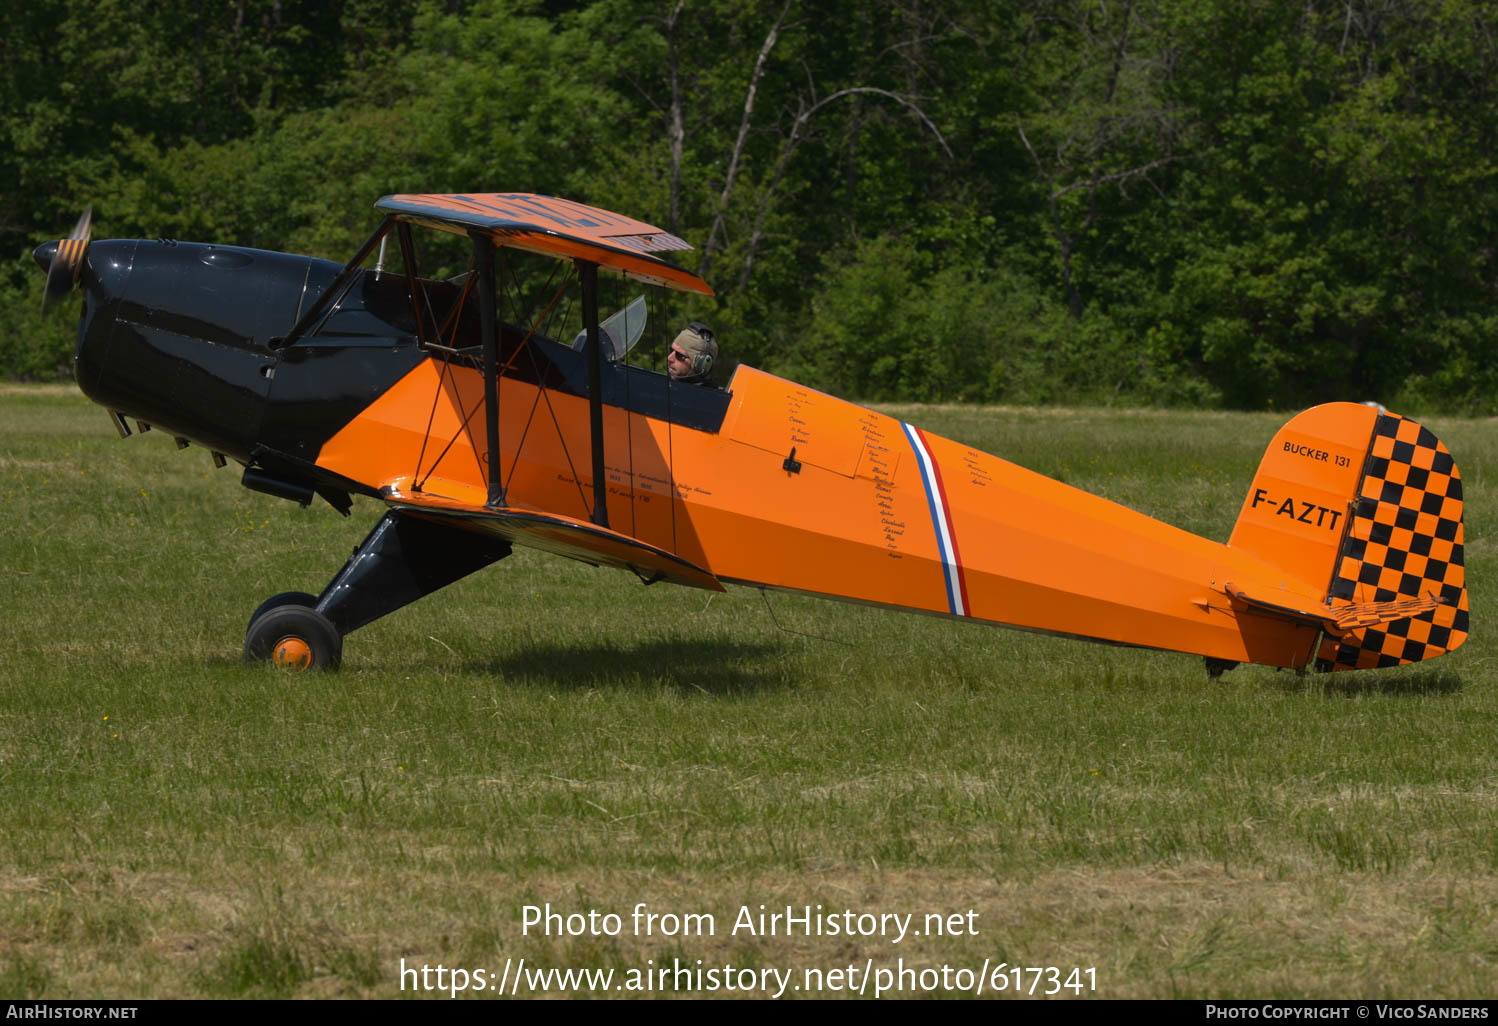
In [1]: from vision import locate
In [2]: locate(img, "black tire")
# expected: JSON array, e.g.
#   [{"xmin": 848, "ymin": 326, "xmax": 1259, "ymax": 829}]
[
  {"xmin": 246, "ymin": 591, "xmax": 319, "ymax": 634},
  {"xmin": 1204, "ymin": 657, "xmax": 1238, "ymax": 681},
  {"xmin": 244, "ymin": 605, "xmax": 343, "ymax": 671}
]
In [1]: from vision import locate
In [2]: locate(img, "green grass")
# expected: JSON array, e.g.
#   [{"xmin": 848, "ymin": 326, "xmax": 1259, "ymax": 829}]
[{"xmin": 2, "ymin": 386, "xmax": 1496, "ymax": 998}]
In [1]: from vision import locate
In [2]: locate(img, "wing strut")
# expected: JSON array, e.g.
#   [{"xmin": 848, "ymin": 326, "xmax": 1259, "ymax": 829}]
[
  {"xmin": 577, "ymin": 259, "xmax": 609, "ymax": 528},
  {"xmin": 274, "ymin": 218, "xmax": 393, "ymax": 349},
  {"xmin": 472, "ymin": 232, "xmax": 504, "ymax": 507}
]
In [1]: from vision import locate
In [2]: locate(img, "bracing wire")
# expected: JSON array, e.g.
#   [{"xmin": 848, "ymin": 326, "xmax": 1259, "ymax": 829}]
[{"xmin": 758, "ymin": 590, "xmax": 853, "ymax": 647}]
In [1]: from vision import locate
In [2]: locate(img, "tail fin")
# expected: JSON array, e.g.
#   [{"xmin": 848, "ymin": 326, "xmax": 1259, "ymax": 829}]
[{"xmin": 1228, "ymin": 403, "xmax": 1468, "ymax": 671}]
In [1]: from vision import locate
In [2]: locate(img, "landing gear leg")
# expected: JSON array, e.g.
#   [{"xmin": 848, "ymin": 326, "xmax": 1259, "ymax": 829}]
[{"xmin": 243, "ymin": 510, "xmax": 512, "ymax": 670}]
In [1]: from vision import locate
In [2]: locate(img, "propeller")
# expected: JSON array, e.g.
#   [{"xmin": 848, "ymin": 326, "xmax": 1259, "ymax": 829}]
[{"xmin": 37, "ymin": 207, "xmax": 93, "ymax": 314}]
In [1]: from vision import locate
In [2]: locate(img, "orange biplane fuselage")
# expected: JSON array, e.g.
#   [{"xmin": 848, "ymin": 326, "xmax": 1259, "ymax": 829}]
[{"xmin": 36, "ymin": 194, "xmax": 1468, "ymax": 673}]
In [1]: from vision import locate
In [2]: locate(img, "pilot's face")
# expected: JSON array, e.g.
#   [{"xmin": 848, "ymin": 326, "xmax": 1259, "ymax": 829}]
[{"xmin": 667, "ymin": 345, "xmax": 693, "ymax": 379}]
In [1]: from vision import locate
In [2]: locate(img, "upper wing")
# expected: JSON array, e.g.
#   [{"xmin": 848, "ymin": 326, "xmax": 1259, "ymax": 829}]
[
  {"xmin": 375, "ymin": 193, "xmax": 715, "ymax": 297},
  {"xmin": 382, "ymin": 480, "xmax": 723, "ymax": 593}
]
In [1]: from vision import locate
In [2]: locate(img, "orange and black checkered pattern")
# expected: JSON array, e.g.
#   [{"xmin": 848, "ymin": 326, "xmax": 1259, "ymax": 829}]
[{"xmin": 1317, "ymin": 413, "xmax": 1468, "ymax": 671}]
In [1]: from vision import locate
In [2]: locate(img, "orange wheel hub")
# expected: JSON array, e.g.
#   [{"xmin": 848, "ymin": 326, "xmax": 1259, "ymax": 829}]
[{"xmin": 271, "ymin": 636, "xmax": 313, "ymax": 669}]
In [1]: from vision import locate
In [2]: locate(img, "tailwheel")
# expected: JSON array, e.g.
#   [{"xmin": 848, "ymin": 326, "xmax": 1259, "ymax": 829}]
[
  {"xmin": 1204, "ymin": 657, "xmax": 1238, "ymax": 680},
  {"xmin": 244, "ymin": 603, "xmax": 342, "ymax": 671}
]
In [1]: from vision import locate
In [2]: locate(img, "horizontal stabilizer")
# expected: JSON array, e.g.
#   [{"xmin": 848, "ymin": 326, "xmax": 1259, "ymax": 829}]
[
  {"xmin": 1328, "ymin": 596, "xmax": 1445, "ymax": 631},
  {"xmin": 1226, "ymin": 583, "xmax": 1444, "ymax": 636},
  {"xmin": 382, "ymin": 481, "xmax": 723, "ymax": 593}
]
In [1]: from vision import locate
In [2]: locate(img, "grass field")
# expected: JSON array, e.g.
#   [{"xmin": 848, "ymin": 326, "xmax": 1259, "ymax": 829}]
[{"xmin": 2, "ymin": 386, "xmax": 1495, "ymax": 999}]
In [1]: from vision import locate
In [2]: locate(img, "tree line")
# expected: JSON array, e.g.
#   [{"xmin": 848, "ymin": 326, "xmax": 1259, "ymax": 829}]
[{"xmin": 3, "ymin": 0, "xmax": 1495, "ymax": 411}]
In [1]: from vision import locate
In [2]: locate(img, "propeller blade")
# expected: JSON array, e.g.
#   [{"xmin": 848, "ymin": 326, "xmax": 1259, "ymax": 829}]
[{"xmin": 40, "ymin": 207, "xmax": 93, "ymax": 314}]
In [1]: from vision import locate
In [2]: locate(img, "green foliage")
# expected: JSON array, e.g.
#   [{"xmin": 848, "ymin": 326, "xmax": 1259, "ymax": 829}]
[
  {"xmin": 1144, "ymin": 0, "xmax": 1498, "ymax": 409},
  {"xmin": 0, "ymin": 257, "xmax": 77, "ymax": 380},
  {"xmin": 3, "ymin": 0, "xmax": 1498, "ymax": 410},
  {"xmin": 777, "ymin": 234, "xmax": 1059, "ymax": 403},
  {"xmin": 776, "ymin": 230, "xmax": 1196, "ymax": 406}
]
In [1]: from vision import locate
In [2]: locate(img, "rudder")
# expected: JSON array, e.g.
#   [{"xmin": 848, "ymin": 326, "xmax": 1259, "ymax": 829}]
[{"xmin": 1318, "ymin": 412, "xmax": 1468, "ymax": 670}]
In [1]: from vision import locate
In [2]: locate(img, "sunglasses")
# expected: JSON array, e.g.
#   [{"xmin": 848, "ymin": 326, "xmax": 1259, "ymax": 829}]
[{"xmin": 668, "ymin": 348, "xmax": 689, "ymax": 362}]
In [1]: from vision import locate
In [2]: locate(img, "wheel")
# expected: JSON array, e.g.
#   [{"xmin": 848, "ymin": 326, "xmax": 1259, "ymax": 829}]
[
  {"xmin": 245, "ymin": 591, "xmax": 319, "ymax": 634},
  {"xmin": 244, "ymin": 605, "xmax": 343, "ymax": 670},
  {"xmin": 1204, "ymin": 657, "xmax": 1238, "ymax": 680}
]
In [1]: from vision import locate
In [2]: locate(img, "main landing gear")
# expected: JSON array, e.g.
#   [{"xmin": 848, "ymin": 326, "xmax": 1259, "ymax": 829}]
[{"xmin": 242, "ymin": 510, "xmax": 512, "ymax": 671}]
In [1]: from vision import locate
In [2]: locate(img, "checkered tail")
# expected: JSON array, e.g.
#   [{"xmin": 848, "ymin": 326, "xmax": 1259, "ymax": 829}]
[{"xmin": 1318, "ymin": 413, "xmax": 1468, "ymax": 671}]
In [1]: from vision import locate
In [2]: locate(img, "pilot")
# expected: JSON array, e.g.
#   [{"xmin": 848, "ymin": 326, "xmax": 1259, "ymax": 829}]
[{"xmin": 667, "ymin": 322, "xmax": 719, "ymax": 385}]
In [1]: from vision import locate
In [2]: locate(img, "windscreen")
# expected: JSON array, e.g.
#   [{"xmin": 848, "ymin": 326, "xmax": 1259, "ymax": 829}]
[{"xmin": 572, "ymin": 295, "xmax": 647, "ymax": 362}]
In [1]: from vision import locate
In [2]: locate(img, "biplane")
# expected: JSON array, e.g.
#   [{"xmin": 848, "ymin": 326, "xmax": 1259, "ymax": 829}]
[{"xmin": 34, "ymin": 194, "xmax": 1468, "ymax": 674}]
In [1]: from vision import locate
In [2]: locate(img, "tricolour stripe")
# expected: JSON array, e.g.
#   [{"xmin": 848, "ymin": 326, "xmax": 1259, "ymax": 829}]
[{"xmin": 901, "ymin": 423, "xmax": 968, "ymax": 616}]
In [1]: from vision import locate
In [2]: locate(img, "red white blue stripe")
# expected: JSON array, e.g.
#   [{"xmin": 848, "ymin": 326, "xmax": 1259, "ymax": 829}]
[{"xmin": 902, "ymin": 423, "xmax": 969, "ymax": 617}]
